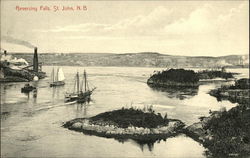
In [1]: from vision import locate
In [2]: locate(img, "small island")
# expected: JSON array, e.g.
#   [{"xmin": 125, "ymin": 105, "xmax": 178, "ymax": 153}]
[
  {"xmin": 63, "ymin": 106, "xmax": 185, "ymax": 142},
  {"xmin": 209, "ymin": 78, "xmax": 250, "ymax": 104},
  {"xmin": 197, "ymin": 68, "xmax": 234, "ymax": 80},
  {"xmin": 147, "ymin": 69, "xmax": 199, "ymax": 87}
]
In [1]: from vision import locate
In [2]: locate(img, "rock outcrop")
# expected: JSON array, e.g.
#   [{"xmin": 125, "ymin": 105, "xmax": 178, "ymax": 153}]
[{"xmin": 63, "ymin": 108, "xmax": 185, "ymax": 142}]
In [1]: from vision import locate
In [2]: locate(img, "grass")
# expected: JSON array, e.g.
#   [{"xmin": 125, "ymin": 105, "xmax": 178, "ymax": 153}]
[{"xmin": 90, "ymin": 106, "xmax": 169, "ymax": 128}]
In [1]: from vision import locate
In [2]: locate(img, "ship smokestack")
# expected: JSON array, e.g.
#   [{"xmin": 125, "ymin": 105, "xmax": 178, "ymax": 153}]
[{"xmin": 33, "ymin": 47, "xmax": 38, "ymax": 72}]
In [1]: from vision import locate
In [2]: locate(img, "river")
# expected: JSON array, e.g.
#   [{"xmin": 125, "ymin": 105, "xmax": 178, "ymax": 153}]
[{"xmin": 1, "ymin": 67, "xmax": 248, "ymax": 157}]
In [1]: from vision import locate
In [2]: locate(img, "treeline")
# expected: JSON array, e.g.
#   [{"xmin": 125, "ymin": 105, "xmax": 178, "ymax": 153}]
[
  {"xmin": 197, "ymin": 70, "xmax": 234, "ymax": 79},
  {"xmin": 148, "ymin": 69, "xmax": 199, "ymax": 84},
  {"xmin": 90, "ymin": 107, "xmax": 169, "ymax": 129}
]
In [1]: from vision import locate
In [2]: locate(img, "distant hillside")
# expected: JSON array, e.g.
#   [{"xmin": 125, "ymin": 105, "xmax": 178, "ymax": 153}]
[{"xmin": 8, "ymin": 52, "xmax": 249, "ymax": 68}]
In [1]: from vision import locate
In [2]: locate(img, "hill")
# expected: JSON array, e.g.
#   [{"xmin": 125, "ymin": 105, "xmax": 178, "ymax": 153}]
[{"xmin": 8, "ymin": 52, "xmax": 249, "ymax": 68}]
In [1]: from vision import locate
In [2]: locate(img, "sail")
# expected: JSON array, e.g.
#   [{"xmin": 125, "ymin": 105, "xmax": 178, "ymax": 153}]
[{"xmin": 57, "ymin": 68, "xmax": 65, "ymax": 81}]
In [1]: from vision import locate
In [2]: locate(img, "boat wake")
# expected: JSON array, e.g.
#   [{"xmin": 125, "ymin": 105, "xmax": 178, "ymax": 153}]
[{"xmin": 31, "ymin": 99, "xmax": 87, "ymax": 113}]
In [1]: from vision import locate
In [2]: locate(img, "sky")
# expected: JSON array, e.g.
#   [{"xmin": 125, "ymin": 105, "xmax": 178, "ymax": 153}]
[{"xmin": 1, "ymin": 1, "xmax": 249, "ymax": 56}]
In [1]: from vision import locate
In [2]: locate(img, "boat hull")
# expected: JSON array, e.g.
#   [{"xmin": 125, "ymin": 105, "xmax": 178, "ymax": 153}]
[
  {"xmin": 50, "ymin": 81, "xmax": 65, "ymax": 87},
  {"xmin": 65, "ymin": 90, "xmax": 93, "ymax": 103},
  {"xmin": 21, "ymin": 86, "xmax": 36, "ymax": 93}
]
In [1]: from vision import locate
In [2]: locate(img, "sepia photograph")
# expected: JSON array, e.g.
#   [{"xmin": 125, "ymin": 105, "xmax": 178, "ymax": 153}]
[{"xmin": 0, "ymin": 0, "xmax": 249, "ymax": 157}]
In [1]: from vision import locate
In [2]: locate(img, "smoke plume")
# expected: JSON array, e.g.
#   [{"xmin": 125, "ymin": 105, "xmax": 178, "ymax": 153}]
[
  {"xmin": 2, "ymin": 36, "xmax": 35, "ymax": 49},
  {"xmin": 0, "ymin": 48, "xmax": 6, "ymax": 51}
]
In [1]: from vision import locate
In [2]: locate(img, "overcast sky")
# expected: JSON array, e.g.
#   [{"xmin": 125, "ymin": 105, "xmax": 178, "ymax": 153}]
[{"xmin": 1, "ymin": 1, "xmax": 249, "ymax": 56}]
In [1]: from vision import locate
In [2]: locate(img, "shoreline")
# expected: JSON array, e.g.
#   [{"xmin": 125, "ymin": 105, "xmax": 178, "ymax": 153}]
[{"xmin": 63, "ymin": 118, "xmax": 185, "ymax": 142}]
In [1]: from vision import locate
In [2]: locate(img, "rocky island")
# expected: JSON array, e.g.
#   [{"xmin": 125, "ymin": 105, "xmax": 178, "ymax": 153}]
[
  {"xmin": 147, "ymin": 69, "xmax": 199, "ymax": 87},
  {"xmin": 209, "ymin": 78, "xmax": 249, "ymax": 104},
  {"xmin": 197, "ymin": 69, "xmax": 235, "ymax": 80},
  {"xmin": 63, "ymin": 106, "xmax": 185, "ymax": 142}
]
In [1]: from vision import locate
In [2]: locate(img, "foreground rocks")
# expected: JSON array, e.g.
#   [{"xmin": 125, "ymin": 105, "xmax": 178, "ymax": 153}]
[
  {"xmin": 185, "ymin": 79, "xmax": 250, "ymax": 157},
  {"xmin": 185, "ymin": 104, "xmax": 250, "ymax": 157}
]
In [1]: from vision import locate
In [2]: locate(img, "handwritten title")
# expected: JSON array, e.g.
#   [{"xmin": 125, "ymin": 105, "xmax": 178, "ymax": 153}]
[{"xmin": 16, "ymin": 5, "xmax": 87, "ymax": 12}]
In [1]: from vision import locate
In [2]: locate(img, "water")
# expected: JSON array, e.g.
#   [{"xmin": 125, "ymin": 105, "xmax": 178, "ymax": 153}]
[{"xmin": 1, "ymin": 67, "xmax": 248, "ymax": 157}]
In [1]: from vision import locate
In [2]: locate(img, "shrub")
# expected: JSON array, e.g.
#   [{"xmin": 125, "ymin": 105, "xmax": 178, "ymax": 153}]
[{"xmin": 148, "ymin": 69, "xmax": 199, "ymax": 84}]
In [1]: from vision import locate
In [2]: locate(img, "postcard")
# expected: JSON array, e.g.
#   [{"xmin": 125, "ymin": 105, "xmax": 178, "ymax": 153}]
[{"xmin": 1, "ymin": 0, "xmax": 249, "ymax": 157}]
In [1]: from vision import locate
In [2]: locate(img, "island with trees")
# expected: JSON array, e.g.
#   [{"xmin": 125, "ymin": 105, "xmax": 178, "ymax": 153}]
[
  {"xmin": 147, "ymin": 69, "xmax": 199, "ymax": 87},
  {"xmin": 63, "ymin": 106, "xmax": 185, "ymax": 142}
]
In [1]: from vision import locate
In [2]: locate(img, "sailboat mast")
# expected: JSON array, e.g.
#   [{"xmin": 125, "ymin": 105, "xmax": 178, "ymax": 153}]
[
  {"xmin": 80, "ymin": 73, "xmax": 84, "ymax": 92},
  {"xmin": 56, "ymin": 68, "xmax": 59, "ymax": 81},
  {"xmin": 76, "ymin": 72, "xmax": 80, "ymax": 94},
  {"xmin": 84, "ymin": 70, "xmax": 87, "ymax": 92},
  {"xmin": 52, "ymin": 67, "xmax": 55, "ymax": 82}
]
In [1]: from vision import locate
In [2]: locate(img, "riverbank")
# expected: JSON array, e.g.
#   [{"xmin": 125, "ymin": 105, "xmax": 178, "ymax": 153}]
[
  {"xmin": 185, "ymin": 103, "xmax": 250, "ymax": 157},
  {"xmin": 185, "ymin": 78, "xmax": 250, "ymax": 157}
]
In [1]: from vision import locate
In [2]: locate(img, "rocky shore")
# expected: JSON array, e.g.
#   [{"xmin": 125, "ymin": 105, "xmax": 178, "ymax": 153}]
[
  {"xmin": 64, "ymin": 103, "xmax": 250, "ymax": 157},
  {"xmin": 185, "ymin": 78, "xmax": 250, "ymax": 157},
  {"xmin": 63, "ymin": 107, "xmax": 185, "ymax": 142},
  {"xmin": 209, "ymin": 78, "xmax": 250, "ymax": 104},
  {"xmin": 63, "ymin": 78, "xmax": 250, "ymax": 156},
  {"xmin": 185, "ymin": 103, "xmax": 250, "ymax": 157}
]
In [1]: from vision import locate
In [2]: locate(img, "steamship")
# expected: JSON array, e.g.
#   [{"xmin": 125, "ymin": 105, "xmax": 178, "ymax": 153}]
[{"xmin": 0, "ymin": 47, "xmax": 46, "ymax": 82}]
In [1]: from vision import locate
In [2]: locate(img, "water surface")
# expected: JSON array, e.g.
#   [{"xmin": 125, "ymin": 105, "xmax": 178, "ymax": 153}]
[{"xmin": 1, "ymin": 66, "xmax": 248, "ymax": 157}]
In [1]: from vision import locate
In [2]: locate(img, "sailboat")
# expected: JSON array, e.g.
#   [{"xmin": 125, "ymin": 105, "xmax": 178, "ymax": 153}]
[
  {"xmin": 65, "ymin": 70, "xmax": 96, "ymax": 103},
  {"xmin": 50, "ymin": 67, "xmax": 65, "ymax": 87}
]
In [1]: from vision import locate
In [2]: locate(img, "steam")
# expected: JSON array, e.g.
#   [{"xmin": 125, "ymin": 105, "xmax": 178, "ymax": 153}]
[
  {"xmin": 0, "ymin": 48, "xmax": 6, "ymax": 51},
  {"xmin": 0, "ymin": 53, "xmax": 29, "ymax": 67},
  {"xmin": 2, "ymin": 36, "xmax": 35, "ymax": 49}
]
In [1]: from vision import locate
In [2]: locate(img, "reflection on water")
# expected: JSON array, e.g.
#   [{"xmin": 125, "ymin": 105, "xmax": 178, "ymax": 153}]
[
  {"xmin": 1, "ymin": 66, "xmax": 248, "ymax": 157},
  {"xmin": 148, "ymin": 85, "xmax": 199, "ymax": 100},
  {"xmin": 75, "ymin": 103, "xmax": 89, "ymax": 118},
  {"xmin": 122, "ymin": 136, "xmax": 177, "ymax": 152},
  {"xmin": 132, "ymin": 139, "xmax": 155, "ymax": 152}
]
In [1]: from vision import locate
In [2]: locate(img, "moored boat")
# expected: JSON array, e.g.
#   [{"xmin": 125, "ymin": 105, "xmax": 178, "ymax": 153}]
[
  {"xmin": 21, "ymin": 83, "xmax": 36, "ymax": 93},
  {"xmin": 50, "ymin": 67, "xmax": 65, "ymax": 87}
]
